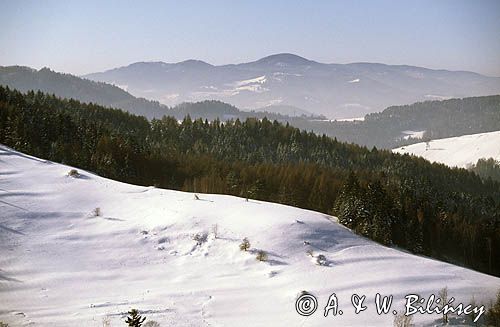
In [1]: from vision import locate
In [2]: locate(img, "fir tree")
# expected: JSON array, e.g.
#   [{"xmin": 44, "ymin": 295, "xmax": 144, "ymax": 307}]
[{"xmin": 125, "ymin": 309, "xmax": 146, "ymax": 327}]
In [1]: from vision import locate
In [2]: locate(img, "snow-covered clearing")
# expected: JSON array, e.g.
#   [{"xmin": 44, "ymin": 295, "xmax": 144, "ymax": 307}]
[
  {"xmin": 393, "ymin": 131, "xmax": 500, "ymax": 168},
  {"xmin": 401, "ymin": 130, "xmax": 426, "ymax": 140}
]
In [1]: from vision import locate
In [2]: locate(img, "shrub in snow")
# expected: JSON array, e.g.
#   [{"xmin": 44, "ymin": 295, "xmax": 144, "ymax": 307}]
[
  {"xmin": 92, "ymin": 207, "xmax": 101, "ymax": 217},
  {"xmin": 438, "ymin": 287, "xmax": 449, "ymax": 324},
  {"xmin": 316, "ymin": 254, "xmax": 327, "ymax": 266},
  {"xmin": 486, "ymin": 289, "xmax": 500, "ymax": 326},
  {"xmin": 0, "ymin": 322, "xmax": 9, "ymax": 327},
  {"xmin": 67, "ymin": 169, "xmax": 79, "ymax": 177},
  {"xmin": 393, "ymin": 312, "xmax": 412, "ymax": 327},
  {"xmin": 468, "ymin": 296, "xmax": 480, "ymax": 324},
  {"xmin": 239, "ymin": 237, "xmax": 250, "ymax": 251},
  {"xmin": 256, "ymin": 250, "xmax": 268, "ymax": 262},
  {"xmin": 297, "ymin": 290, "xmax": 312, "ymax": 298},
  {"xmin": 306, "ymin": 249, "xmax": 314, "ymax": 257},
  {"xmin": 102, "ymin": 316, "xmax": 111, "ymax": 327},
  {"xmin": 125, "ymin": 308, "xmax": 146, "ymax": 327},
  {"xmin": 192, "ymin": 233, "xmax": 207, "ymax": 245}
]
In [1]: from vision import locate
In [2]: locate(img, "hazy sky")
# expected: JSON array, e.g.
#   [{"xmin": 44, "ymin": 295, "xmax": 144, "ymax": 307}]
[{"xmin": 1, "ymin": 0, "xmax": 499, "ymax": 76}]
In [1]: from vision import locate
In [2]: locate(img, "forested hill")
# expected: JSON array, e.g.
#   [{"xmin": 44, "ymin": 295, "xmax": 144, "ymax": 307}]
[
  {"xmin": 169, "ymin": 96, "xmax": 500, "ymax": 149},
  {"xmin": 169, "ymin": 100, "xmax": 325, "ymax": 121},
  {"xmin": 1, "ymin": 85, "xmax": 499, "ymax": 276},
  {"xmin": 0, "ymin": 66, "xmax": 170, "ymax": 119},
  {"xmin": 292, "ymin": 95, "xmax": 500, "ymax": 149}
]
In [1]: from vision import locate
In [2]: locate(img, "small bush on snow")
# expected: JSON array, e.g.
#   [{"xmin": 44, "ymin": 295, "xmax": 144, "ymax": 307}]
[
  {"xmin": 144, "ymin": 321, "xmax": 161, "ymax": 327},
  {"xmin": 192, "ymin": 232, "xmax": 207, "ymax": 245},
  {"xmin": 316, "ymin": 254, "xmax": 327, "ymax": 266},
  {"xmin": 102, "ymin": 316, "xmax": 111, "ymax": 327},
  {"xmin": 92, "ymin": 207, "xmax": 101, "ymax": 217},
  {"xmin": 393, "ymin": 312, "xmax": 413, "ymax": 327},
  {"xmin": 256, "ymin": 250, "xmax": 268, "ymax": 262},
  {"xmin": 486, "ymin": 289, "xmax": 500, "ymax": 326},
  {"xmin": 67, "ymin": 169, "xmax": 79, "ymax": 177},
  {"xmin": 239, "ymin": 237, "xmax": 250, "ymax": 251},
  {"xmin": 297, "ymin": 290, "xmax": 312, "ymax": 299}
]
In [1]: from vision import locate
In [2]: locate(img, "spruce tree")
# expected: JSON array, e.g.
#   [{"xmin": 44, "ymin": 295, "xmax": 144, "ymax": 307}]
[{"xmin": 125, "ymin": 309, "xmax": 146, "ymax": 327}]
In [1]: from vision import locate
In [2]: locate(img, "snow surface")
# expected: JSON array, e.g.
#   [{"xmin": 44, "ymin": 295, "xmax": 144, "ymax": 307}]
[
  {"xmin": 0, "ymin": 145, "xmax": 498, "ymax": 326},
  {"xmin": 393, "ymin": 131, "xmax": 500, "ymax": 168},
  {"xmin": 336, "ymin": 117, "xmax": 365, "ymax": 122},
  {"xmin": 401, "ymin": 130, "xmax": 426, "ymax": 140},
  {"xmin": 234, "ymin": 75, "xmax": 267, "ymax": 87},
  {"xmin": 424, "ymin": 94, "xmax": 453, "ymax": 101}
]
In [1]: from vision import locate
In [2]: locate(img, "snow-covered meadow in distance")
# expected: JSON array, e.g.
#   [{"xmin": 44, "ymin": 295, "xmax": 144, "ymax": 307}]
[
  {"xmin": 0, "ymin": 144, "xmax": 499, "ymax": 326},
  {"xmin": 393, "ymin": 131, "xmax": 500, "ymax": 168}
]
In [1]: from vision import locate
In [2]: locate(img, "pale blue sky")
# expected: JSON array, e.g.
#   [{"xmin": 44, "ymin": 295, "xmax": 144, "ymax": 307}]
[{"xmin": 1, "ymin": 0, "xmax": 499, "ymax": 76}]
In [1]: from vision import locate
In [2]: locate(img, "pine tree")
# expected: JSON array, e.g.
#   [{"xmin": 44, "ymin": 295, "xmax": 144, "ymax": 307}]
[
  {"xmin": 333, "ymin": 172, "xmax": 361, "ymax": 229},
  {"xmin": 125, "ymin": 309, "xmax": 146, "ymax": 327}
]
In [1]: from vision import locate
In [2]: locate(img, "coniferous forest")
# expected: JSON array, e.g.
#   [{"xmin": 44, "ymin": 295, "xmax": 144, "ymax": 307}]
[{"xmin": 1, "ymin": 86, "xmax": 499, "ymax": 276}]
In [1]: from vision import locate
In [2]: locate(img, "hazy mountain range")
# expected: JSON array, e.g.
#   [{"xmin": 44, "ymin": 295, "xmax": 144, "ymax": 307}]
[
  {"xmin": 84, "ymin": 53, "xmax": 500, "ymax": 118},
  {"xmin": 2, "ymin": 65, "xmax": 499, "ymax": 150},
  {"xmin": 0, "ymin": 65, "xmax": 323, "ymax": 121}
]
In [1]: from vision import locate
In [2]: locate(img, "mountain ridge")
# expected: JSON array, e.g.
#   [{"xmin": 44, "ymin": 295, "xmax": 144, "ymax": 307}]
[
  {"xmin": 83, "ymin": 53, "xmax": 500, "ymax": 118},
  {"xmin": 88, "ymin": 54, "xmax": 499, "ymax": 76}
]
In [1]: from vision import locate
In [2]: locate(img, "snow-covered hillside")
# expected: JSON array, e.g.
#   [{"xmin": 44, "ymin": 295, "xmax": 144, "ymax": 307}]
[
  {"xmin": 0, "ymin": 145, "xmax": 498, "ymax": 326},
  {"xmin": 393, "ymin": 131, "xmax": 500, "ymax": 168}
]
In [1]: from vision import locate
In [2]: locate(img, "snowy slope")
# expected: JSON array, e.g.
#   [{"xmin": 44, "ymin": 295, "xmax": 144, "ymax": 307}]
[
  {"xmin": 393, "ymin": 131, "xmax": 500, "ymax": 168},
  {"xmin": 0, "ymin": 145, "xmax": 498, "ymax": 326}
]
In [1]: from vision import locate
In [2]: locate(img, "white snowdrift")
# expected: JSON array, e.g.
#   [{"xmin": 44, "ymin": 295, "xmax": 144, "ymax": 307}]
[
  {"xmin": 401, "ymin": 130, "xmax": 425, "ymax": 140},
  {"xmin": 234, "ymin": 75, "xmax": 267, "ymax": 87},
  {"xmin": 0, "ymin": 145, "xmax": 498, "ymax": 326},
  {"xmin": 393, "ymin": 131, "xmax": 500, "ymax": 168}
]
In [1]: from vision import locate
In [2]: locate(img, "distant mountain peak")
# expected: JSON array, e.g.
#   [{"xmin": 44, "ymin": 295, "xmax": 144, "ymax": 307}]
[
  {"xmin": 127, "ymin": 59, "xmax": 212, "ymax": 68},
  {"xmin": 177, "ymin": 59, "xmax": 213, "ymax": 68},
  {"xmin": 253, "ymin": 53, "xmax": 315, "ymax": 66}
]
